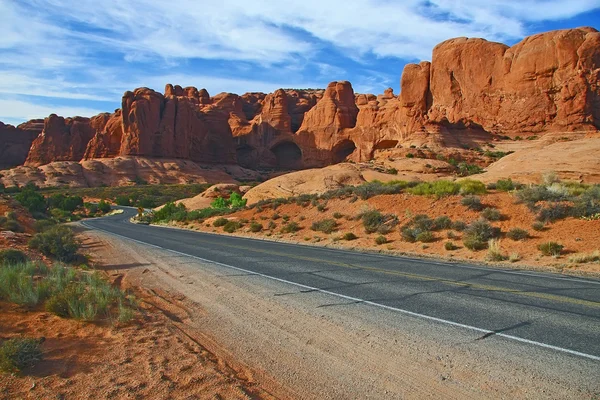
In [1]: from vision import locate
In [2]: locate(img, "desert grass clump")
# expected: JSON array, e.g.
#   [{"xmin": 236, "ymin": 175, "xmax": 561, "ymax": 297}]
[
  {"xmin": 536, "ymin": 203, "xmax": 571, "ymax": 222},
  {"xmin": 508, "ymin": 252, "xmax": 521, "ymax": 263},
  {"xmin": 415, "ymin": 231, "xmax": 435, "ymax": 243},
  {"xmin": 0, "ymin": 262, "xmax": 50, "ymax": 307},
  {"xmin": 408, "ymin": 180, "xmax": 460, "ymax": 198},
  {"xmin": 360, "ymin": 209, "xmax": 398, "ymax": 234},
  {"xmin": 249, "ymin": 222, "xmax": 263, "ymax": 232},
  {"xmin": 311, "ymin": 219, "xmax": 338, "ymax": 234},
  {"xmin": 29, "ymin": 225, "xmax": 79, "ymax": 262},
  {"xmin": 538, "ymin": 241, "xmax": 563, "ymax": 257},
  {"xmin": 481, "ymin": 207, "xmax": 502, "ymax": 221},
  {"xmin": 444, "ymin": 241, "xmax": 457, "ymax": 251},
  {"xmin": 568, "ymin": 251, "xmax": 600, "ymax": 264},
  {"xmin": 461, "ymin": 195, "xmax": 483, "ymax": 211},
  {"xmin": 495, "ymin": 178, "xmax": 516, "ymax": 192},
  {"xmin": 213, "ymin": 217, "xmax": 228, "ymax": 227},
  {"xmin": 223, "ymin": 220, "xmax": 241, "ymax": 233},
  {"xmin": 486, "ymin": 239, "xmax": 507, "ymax": 261},
  {"xmin": 0, "ymin": 337, "xmax": 43, "ymax": 374},
  {"xmin": 333, "ymin": 212, "xmax": 344, "ymax": 219},
  {"xmin": 342, "ymin": 232, "xmax": 358, "ymax": 241},
  {"xmin": 432, "ymin": 216, "xmax": 452, "ymax": 230},
  {"xmin": 462, "ymin": 219, "xmax": 498, "ymax": 251},
  {"xmin": 451, "ymin": 220, "xmax": 467, "ymax": 231},
  {"xmin": 375, "ymin": 235, "xmax": 387, "ymax": 245},
  {"xmin": 458, "ymin": 179, "xmax": 487, "ymax": 195},
  {"xmin": 281, "ymin": 222, "xmax": 301, "ymax": 233},
  {"xmin": 506, "ymin": 228, "xmax": 529, "ymax": 241},
  {"xmin": 532, "ymin": 221, "xmax": 546, "ymax": 231},
  {"xmin": 0, "ymin": 249, "xmax": 27, "ymax": 265}
]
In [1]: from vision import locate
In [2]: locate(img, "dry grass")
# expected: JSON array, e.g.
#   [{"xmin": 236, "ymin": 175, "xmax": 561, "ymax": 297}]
[{"xmin": 568, "ymin": 251, "xmax": 600, "ymax": 264}]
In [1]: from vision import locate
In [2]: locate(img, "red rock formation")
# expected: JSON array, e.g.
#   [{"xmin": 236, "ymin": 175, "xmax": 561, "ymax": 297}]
[
  {"xmin": 83, "ymin": 111, "xmax": 123, "ymax": 159},
  {"xmin": 25, "ymin": 115, "xmax": 96, "ymax": 166},
  {"xmin": 0, "ymin": 121, "xmax": 42, "ymax": 169}
]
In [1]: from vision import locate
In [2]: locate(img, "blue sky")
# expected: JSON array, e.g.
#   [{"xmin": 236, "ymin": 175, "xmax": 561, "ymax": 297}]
[{"xmin": 1, "ymin": 0, "xmax": 599, "ymax": 126}]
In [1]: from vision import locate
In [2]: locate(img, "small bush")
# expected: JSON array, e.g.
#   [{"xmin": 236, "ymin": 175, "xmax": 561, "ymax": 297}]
[
  {"xmin": 457, "ymin": 162, "xmax": 484, "ymax": 177},
  {"xmin": 115, "ymin": 195, "xmax": 132, "ymax": 206},
  {"xmin": 509, "ymin": 253, "xmax": 521, "ymax": 263},
  {"xmin": 0, "ymin": 249, "xmax": 27, "ymax": 265},
  {"xmin": 444, "ymin": 241, "xmax": 457, "ymax": 251},
  {"xmin": 249, "ymin": 222, "xmax": 263, "ymax": 232},
  {"xmin": 0, "ymin": 337, "xmax": 42, "ymax": 373},
  {"xmin": 316, "ymin": 204, "xmax": 327, "ymax": 212},
  {"xmin": 213, "ymin": 217, "xmax": 228, "ymax": 227},
  {"xmin": 481, "ymin": 207, "xmax": 502, "ymax": 221},
  {"xmin": 537, "ymin": 203, "xmax": 571, "ymax": 222},
  {"xmin": 375, "ymin": 235, "xmax": 387, "ymax": 245},
  {"xmin": 416, "ymin": 231, "xmax": 435, "ymax": 243},
  {"xmin": 532, "ymin": 221, "xmax": 546, "ymax": 231},
  {"xmin": 333, "ymin": 212, "xmax": 343, "ymax": 219},
  {"xmin": 267, "ymin": 221, "xmax": 276, "ymax": 230},
  {"xmin": 459, "ymin": 179, "xmax": 487, "ymax": 195},
  {"xmin": 361, "ymin": 210, "xmax": 383, "ymax": 234},
  {"xmin": 568, "ymin": 251, "xmax": 600, "ymax": 264},
  {"xmin": 432, "ymin": 216, "xmax": 452, "ymax": 230},
  {"xmin": 223, "ymin": 221, "xmax": 241, "ymax": 233},
  {"xmin": 342, "ymin": 232, "xmax": 358, "ymax": 241},
  {"xmin": 408, "ymin": 180, "xmax": 460, "ymax": 198},
  {"xmin": 462, "ymin": 219, "xmax": 498, "ymax": 251},
  {"xmin": 98, "ymin": 200, "xmax": 111, "ymax": 214},
  {"xmin": 29, "ymin": 226, "xmax": 79, "ymax": 262},
  {"xmin": 451, "ymin": 220, "xmax": 467, "ymax": 231},
  {"xmin": 506, "ymin": 228, "xmax": 529, "ymax": 241},
  {"xmin": 461, "ymin": 195, "xmax": 483, "ymax": 211},
  {"xmin": 486, "ymin": 239, "xmax": 507, "ymax": 261},
  {"xmin": 538, "ymin": 242, "xmax": 563, "ymax": 257},
  {"xmin": 281, "ymin": 222, "xmax": 300, "ymax": 233},
  {"xmin": 495, "ymin": 179, "xmax": 516, "ymax": 192},
  {"xmin": 311, "ymin": 219, "xmax": 338, "ymax": 234},
  {"xmin": 406, "ymin": 153, "xmax": 414, "ymax": 158}
]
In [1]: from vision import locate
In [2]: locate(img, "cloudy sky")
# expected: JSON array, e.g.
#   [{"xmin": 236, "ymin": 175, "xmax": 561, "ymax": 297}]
[{"xmin": 1, "ymin": 0, "xmax": 599, "ymax": 125}]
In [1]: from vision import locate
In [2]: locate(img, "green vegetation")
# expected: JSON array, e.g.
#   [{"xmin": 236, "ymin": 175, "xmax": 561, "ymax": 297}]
[
  {"xmin": 29, "ymin": 226, "xmax": 79, "ymax": 262},
  {"xmin": 461, "ymin": 195, "xmax": 483, "ymax": 211},
  {"xmin": 0, "ymin": 249, "xmax": 27, "ymax": 265},
  {"xmin": 458, "ymin": 179, "xmax": 487, "ymax": 195},
  {"xmin": 415, "ymin": 231, "xmax": 435, "ymax": 243},
  {"xmin": 249, "ymin": 222, "xmax": 263, "ymax": 232},
  {"xmin": 311, "ymin": 219, "xmax": 338, "ymax": 234},
  {"xmin": 538, "ymin": 241, "xmax": 563, "ymax": 257},
  {"xmin": 506, "ymin": 228, "xmax": 529, "ymax": 241},
  {"xmin": 223, "ymin": 220, "xmax": 241, "ymax": 233},
  {"xmin": 457, "ymin": 162, "xmax": 484, "ymax": 177},
  {"xmin": 211, "ymin": 192, "xmax": 247, "ymax": 210},
  {"xmin": 486, "ymin": 239, "xmax": 507, "ymax": 261},
  {"xmin": 444, "ymin": 241, "xmax": 458, "ymax": 251},
  {"xmin": 375, "ymin": 235, "xmax": 387, "ymax": 245},
  {"xmin": 0, "ymin": 337, "xmax": 42, "ymax": 374},
  {"xmin": 0, "ymin": 211, "xmax": 23, "ymax": 232},
  {"xmin": 409, "ymin": 180, "xmax": 460, "ymax": 197},
  {"xmin": 462, "ymin": 219, "xmax": 499, "ymax": 251},
  {"xmin": 333, "ymin": 212, "xmax": 343, "ymax": 219},
  {"xmin": 281, "ymin": 221, "xmax": 301, "ymax": 233},
  {"xmin": 342, "ymin": 232, "xmax": 358, "ymax": 241},
  {"xmin": 481, "ymin": 207, "xmax": 502, "ymax": 221},
  {"xmin": 360, "ymin": 209, "xmax": 398, "ymax": 234},
  {"xmin": 532, "ymin": 221, "xmax": 546, "ymax": 231},
  {"xmin": 495, "ymin": 178, "xmax": 517, "ymax": 192},
  {"xmin": 401, "ymin": 214, "xmax": 448, "ymax": 243},
  {"xmin": 484, "ymin": 150, "xmax": 513, "ymax": 160},
  {"xmin": 213, "ymin": 217, "xmax": 228, "ymax": 227},
  {"xmin": 568, "ymin": 251, "xmax": 600, "ymax": 264}
]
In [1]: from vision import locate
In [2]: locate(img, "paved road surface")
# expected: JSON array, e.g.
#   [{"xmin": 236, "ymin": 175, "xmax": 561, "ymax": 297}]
[{"xmin": 82, "ymin": 208, "xmax": 600, "ymax": 362}]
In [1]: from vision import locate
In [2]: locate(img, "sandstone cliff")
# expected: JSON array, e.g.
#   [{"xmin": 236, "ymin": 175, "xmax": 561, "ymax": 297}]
[
  {"xmin": 0, "ymin": 120, "xmax": 42, "ymax": 168},
  {"xmin": 2, "ymin": 27, "xmax": 598, "ymax": 173}
]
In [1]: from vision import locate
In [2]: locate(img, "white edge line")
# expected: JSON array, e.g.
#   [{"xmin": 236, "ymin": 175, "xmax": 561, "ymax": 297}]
[{"xmin": 81, "ymin": 221, "xmax": 600, "ymax": 362}]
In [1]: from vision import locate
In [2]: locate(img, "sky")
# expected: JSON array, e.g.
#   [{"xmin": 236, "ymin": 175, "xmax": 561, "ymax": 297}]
[{"xmin": 1, "ymin": 0, "xmax": 599, "ymax": 126}]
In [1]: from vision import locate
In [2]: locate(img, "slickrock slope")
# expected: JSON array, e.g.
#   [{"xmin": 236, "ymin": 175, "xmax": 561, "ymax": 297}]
[{"xmin": 2, "ymin": 27, "xmax": 599, "ymax": 177}]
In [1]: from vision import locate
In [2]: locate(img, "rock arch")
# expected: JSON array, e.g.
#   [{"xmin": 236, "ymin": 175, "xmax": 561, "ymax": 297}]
[
  {"xmin": 271, "ymin": 141, "xmax": 302, "ymax": 169},
  {"xmin": 332, "ymin": 140, "xmax": 357, "ymax": 163}
]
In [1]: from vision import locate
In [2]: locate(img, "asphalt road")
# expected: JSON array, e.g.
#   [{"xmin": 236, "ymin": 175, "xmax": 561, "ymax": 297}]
[{"xmin": 82, "ymin": 208, "xmax": 600, "ymax": 362}]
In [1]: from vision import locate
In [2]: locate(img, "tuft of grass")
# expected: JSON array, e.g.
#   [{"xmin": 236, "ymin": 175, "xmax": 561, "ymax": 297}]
[
  {"xmin": 568, "ymin": 251, "xmax": 600, "ymax": 264},
  {"xmin": 316, "ymin": 204, "xmax": 327, "ymax": 212},
  {"xmin": 444, "ymin": 241, "xmax": 457, "ymax": 251},
  {"xmin": 0, "ymin": 337, "xmax": 43, "ymax": 374},
  {"xmin": 333, "ymin": 212, "xmax": 343, "ymax": 219},
  {"xmin": 0, "ymin": 249, "xmax": 27, "ymax": 265},
  {"xmin": 495, "ymin": 178, "xmax": 516, "ymax": 192},
  {"xmin": 311, "ymin": 219, "xmax": 338, "ymax": 234},
  {"xmin": 532, "ymin": 221, "xmax": 546, "ymax": 231},
  {"xmin": 28, "ymin": 226, "xmax": 79, "ymax": 262},
  {"xmin": 213, "ymin": 217, "xmax": 228, "ymax": 227},
  {"xmin": 415, "ymin": 231, "xmax": 435, "ymax": 243},
  {"xmin": 458, "ymin": 179, "xmax": 487, "ymax": 195},
  {"xmin": 538, "ymin": 242, "xmax": 563, "ymax": 257},
  {"xmin": 462, "ymin": 219, "xmax": 498, "ymax": 251},
  {"xmin": 281, "ymin": 222, "xmax": 301, "ymax": 233},
  {"xmin": 506, "ymin": 228, "xmax": 529, "ymax": 241},
  {"xmin": 408, "ymin": 180, "xmax": 460, "ymax": 198},
  {"xmin": 223, "ymin": 221, "xmax": 241, "ymax": 233},
  {"xmin": 342, "ymin": 232, "xmax": 358, "ymax": 241},
  {"xmin": 486, "ymin": 239, "xmax": 507, "ymax": 261},
  {"xmin": 461, "ymin": 195, "xmax": 483, "ymax": 211},
  {"xmin": 375, "ymin": 235, "xmax": 387, "ymax": 245},
  {"xmin": 508, "ymin": 252, "xmax": 521, "ymax": 263},
  {"xmin": 451, "ymin": 220, "xmax": 467, "ymax": 231},
  {"xmin": 432, "ymin": 216, "xmax": 452, "ymax": 230},
  {"xmin": 481, "ymin": 207, "xmax": 502, "ymax": 221},
  {"xmin": 249, "ymin": 222, "xmax": 263, "ymax": 232}
]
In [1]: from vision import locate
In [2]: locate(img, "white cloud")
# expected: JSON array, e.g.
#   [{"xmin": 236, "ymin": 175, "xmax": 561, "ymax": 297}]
[{"xmin": 0, "ymin": 98, "xmax": 105, "ymax": 122}]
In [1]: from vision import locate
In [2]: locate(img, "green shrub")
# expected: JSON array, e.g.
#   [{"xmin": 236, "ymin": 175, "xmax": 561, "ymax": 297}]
[
  {"xmin": 408, "ymin": 180, "xmax": 460, "ymax": 198},
  {"xmin": 281, "ymin": 222, "xmax": 301, "ymax": 233},
  {"xmin": 229, "ymin": 192, "xmax": 247, "ymax": 209},
  {"xmin": 459, "ymin": 179, "xmax": 487, "ymax": 195},
  {"xmin": 342, "ymin": 232, "xmax": 358, "ymax": 241},
  {"xmin": 433, "ymin": 216, "xmax": 452, "ymax": 230},
  {"xmin": 98, "ymin": 200, "xmax": 111, "ymax": 214},
  {"xmin": 506, "ymin": 228, "xmax": 529, "ymax": 241},
  {"xmin": 532, "ymin": 221, "xmax": 546, "ymax": 231},
  {"xmin": 571, "ymin": 186, "xmax": 600, "ymax": 218},
  {"xmin": 451, "ymin": 220, "xmax": 467, "ymax": 231},
  {"xmin": 2, "ymin": 219, "xmax": 23, "ymax": 232},
  {"xmin": 386, "ymin": 168, "xmax": 398, "ymax": 175},
  {"xmin": 29, "ymin": 226, "xmax": 79, "ymax": 262},
  {"xmin": 361, "ymin": 210, "xmax": 383, "ymax": 234},
  {"xmin": 416, "ymin": 231, "xmax": 435, "ymax": 243},
  {"xmin": 249, "ymin": 222, "xmax": 263, "ymax": 232},
  {"xmin": 316, "ymin": 204, "xmax": 327, "ymax": 212},
  {"xmin": 481, "ymin": 207, "xmax": 502, "ymax": 221},
  {"xmin": 213, "ymin": 217, "xmax": 228, "ymax": 227},
  {"xmin": 537, "ymin": 203, "xmax": 571, "ymax": 222},
  {"xmin": 267, "ymin": 221, "xmax": 276, "ymax": 230},
  {"xmin": 401, "ymin": 227, "xmax": 419, "ymax": 242},
  {"xmin": 152, "ymin": 202, "xmax": 186, "ymax": 222},
  {"xmin": 48, "ymin": 194, "xmax": 83, "ymax": 212},
  {"xmin": 311, "ymin": 219, "xmax": 338, "ymax": 234},
  {"xmin": 375, "ymin": 235, "xmax": 387, "ymax": 245},
  {"xmin": 0, "ymin": 262, "xmax": 49, "ymax": 306},
  {"xmin": 15, "ymin": 187, "xmax": 46, "ymax": 214},
  {"xmin": 333, "ymin": 212, "xmax": 343, "ymax": 219},
  {"xmin": 0, "ymin": 249, "xmax": 27, "ymax": 265},
  {"xmin": 223, "ymin": 221, "xmax": 241, "ymax": 233},
  {"xmin": 538, "ymin": 242, "xmax": 563, "ymax": 256},
  {"xmin": 115, "ymin": 195, "xmax": 132, "ymax": 206},
  {"xmin": 495, "ymin": 179, "xmax": 516, "ymax": 192},
  {"xmin": 461, "ymin": 195, "xmax": 483, "ymax": 211},
  {"xmin": 271, "ymin": 213, "xmax": 281, "ymax": 220},
  {"xmin": 444, "ymin": 241, "xmax": 457, "ymax": 251},
  {"xmin": 406, "ymin": 153, "xmax": 414, "ymax": 158},
  {"xmin": 515, "ymin": 185, "xmax": 566, "ymax": 207},
  {"xmin": 0, "ymin": 337, "xmax": 42, "ymax": 373},
  {"xmin": 457, "ymin": 162, "xmax": 484, "ymax": 177},
  {"xmin": 462, "ymin": 219, "xmax": 498, "ymax": 251}
]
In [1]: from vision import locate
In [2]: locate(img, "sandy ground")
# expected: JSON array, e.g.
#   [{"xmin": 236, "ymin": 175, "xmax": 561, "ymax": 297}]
[
  {"xmin": 19, "ymin": 227, "xmax": 593, "ymax": 399},
  {"xmin": 176, "ymin": 191, "xmax": 600, "ymax": 276}
]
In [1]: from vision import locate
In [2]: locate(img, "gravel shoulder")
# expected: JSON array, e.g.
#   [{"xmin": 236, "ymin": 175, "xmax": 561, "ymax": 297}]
[{"xmin": 79, "ymin": 226, "xmax": 600, "ymax": 399}]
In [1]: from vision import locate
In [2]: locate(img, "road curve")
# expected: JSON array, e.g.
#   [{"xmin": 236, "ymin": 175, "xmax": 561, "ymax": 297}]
[{"xmin": 82, "ymin": 208, "xmax": 600, "ymax": 361}]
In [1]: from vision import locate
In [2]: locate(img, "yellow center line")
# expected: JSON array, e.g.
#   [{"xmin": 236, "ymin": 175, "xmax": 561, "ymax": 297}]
[{"xmin": 195, "ymin": 238, "xmax": 600, "ymax": 309}]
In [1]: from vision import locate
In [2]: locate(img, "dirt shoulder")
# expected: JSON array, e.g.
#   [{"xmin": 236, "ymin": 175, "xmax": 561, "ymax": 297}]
[{"xmin": 60, "ymin": 226, "xmax": 599, "ymax": 399}]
